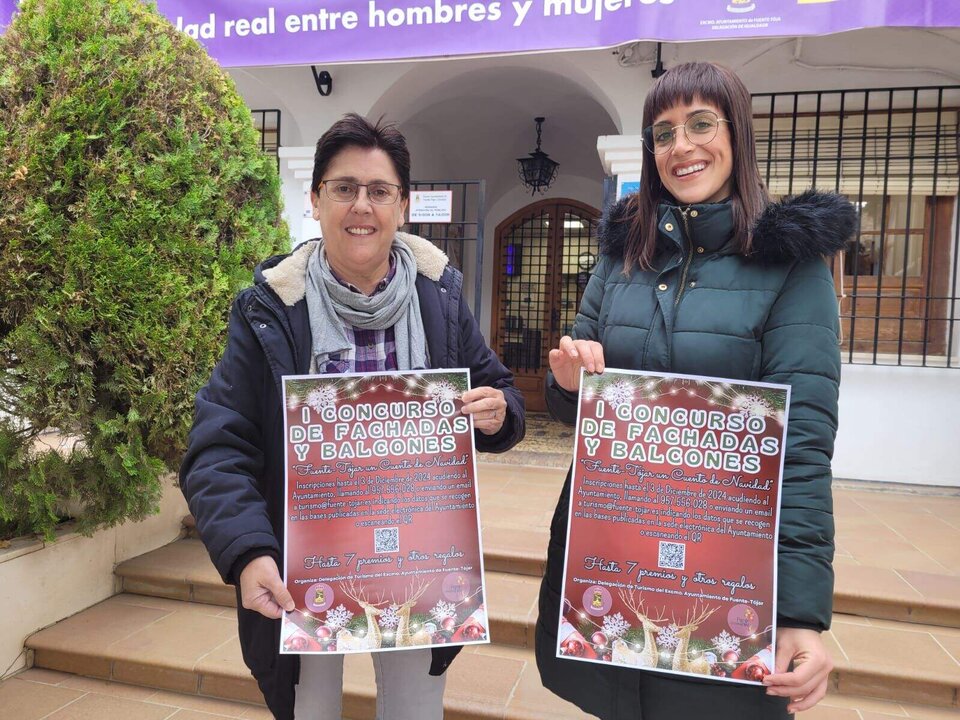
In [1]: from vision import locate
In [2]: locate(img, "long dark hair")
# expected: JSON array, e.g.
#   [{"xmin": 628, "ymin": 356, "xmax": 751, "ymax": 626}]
[{"xmin": 623, "ymin": 62, "xmax": 768, "ymax": 271}]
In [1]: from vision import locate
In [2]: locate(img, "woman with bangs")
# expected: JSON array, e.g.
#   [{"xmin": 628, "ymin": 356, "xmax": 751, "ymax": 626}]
[{"xmin": 535, "ymin": 62, "xmax": 855, "ymax": 718}]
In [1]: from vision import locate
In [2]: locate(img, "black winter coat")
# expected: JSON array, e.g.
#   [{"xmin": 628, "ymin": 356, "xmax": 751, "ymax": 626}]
[{"xmin": 181, "ymin": 234, "xmax": 524, "ymax": 719}]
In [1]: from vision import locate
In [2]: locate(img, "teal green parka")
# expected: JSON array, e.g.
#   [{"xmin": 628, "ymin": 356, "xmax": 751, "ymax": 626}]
[
  {"xmin": 544, "ymin": 190, "xmax": 855, "ymax": 629},
  {"xmin": 536, "ymin": 191, "xmax": 855, "ymax": 717}
]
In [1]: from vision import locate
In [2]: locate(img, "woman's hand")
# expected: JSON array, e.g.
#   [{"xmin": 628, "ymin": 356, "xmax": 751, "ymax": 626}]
[
  {"xmin": 548, "ymin": 335, "xmax": 605, "ymax": 392},
  {"xmin": 461, "ymin": 386, "xmax": 507, "ymax": 435},
  {"xmin": 239, "ymin": 555, "xmax": 295, "ymax": 619},
  {"xmin": 763, "ymin": 627, "xmax": 833, "ymax": 712}
]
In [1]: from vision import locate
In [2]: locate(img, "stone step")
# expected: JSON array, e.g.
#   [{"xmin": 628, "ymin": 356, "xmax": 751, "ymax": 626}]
[
  {"xmin": 29, "ymin": 588, "xmax": 960, "ymax": 711},
  {"xmin": 163, "ymin": 499, "xmax": 960, "ymax": 633},
  {"xmin": 116, "ymin": 538, "xmax": 541, "ymax": 650},
  {"xmin": 23, "ymin": 594, "xmax": 584, "ymax": 719}
]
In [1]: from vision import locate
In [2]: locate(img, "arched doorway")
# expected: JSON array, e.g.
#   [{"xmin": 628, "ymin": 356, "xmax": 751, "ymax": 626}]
[{"xmin": 491, "ymin": 199, "xmax": 601, "ymax": 412}]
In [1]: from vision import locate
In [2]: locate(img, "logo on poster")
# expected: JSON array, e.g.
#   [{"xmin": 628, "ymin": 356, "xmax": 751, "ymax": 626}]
[
  {"xmin": 727, "ymin": 0, "xmax": 757, "ymax": 12},
  {"xmin": 727, "ymin": 603, "xmax": 760, "ymax": 636}
]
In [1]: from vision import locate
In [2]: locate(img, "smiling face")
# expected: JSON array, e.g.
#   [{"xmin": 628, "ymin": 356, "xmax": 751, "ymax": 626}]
[
  {"xmin": 653, "ymin": 99, "xmax": 734, "ymax": 205},
  {"xmin": 311, "ymin": 145, "xmax": 408, "ymax": 293}
]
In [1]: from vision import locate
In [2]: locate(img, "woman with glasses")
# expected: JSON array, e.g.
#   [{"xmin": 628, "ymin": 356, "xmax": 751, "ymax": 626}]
[
  {"xmin": 181, "ymin": 113, "xmax": 524, "ymax": 720},
  {"xmin": 536, "ymin": 62, "xmax": 854, "ymax": 718}
]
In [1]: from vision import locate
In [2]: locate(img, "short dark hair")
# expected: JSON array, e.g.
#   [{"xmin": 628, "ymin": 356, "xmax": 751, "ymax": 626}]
[
  {"xmin": 623, "ymin": 62, "xmax": 768, "ymax": 271},
  {"xmin": 310, "ymin": 113, "xmax": 411, "ymax": 198}
]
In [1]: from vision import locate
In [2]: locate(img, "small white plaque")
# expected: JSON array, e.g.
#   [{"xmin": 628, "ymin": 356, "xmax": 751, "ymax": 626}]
[{"xmin": 409, "ymin": 190, "xmax": 453, "ymax": 223}]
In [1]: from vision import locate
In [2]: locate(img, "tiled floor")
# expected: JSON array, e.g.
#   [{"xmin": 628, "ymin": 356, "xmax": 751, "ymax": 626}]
[{"xmin": 0, "ymin": 668, "xmax": 271, "ymax": 720}]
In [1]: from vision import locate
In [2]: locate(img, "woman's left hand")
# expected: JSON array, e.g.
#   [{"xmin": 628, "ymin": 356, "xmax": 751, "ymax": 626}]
[
  {"xmin": 461, "ymin": 386, "xmax": 508, "ymax": 435},
  {"xmin": 762, "ymin": 627, "xmax": 833, "ymax": 712}
]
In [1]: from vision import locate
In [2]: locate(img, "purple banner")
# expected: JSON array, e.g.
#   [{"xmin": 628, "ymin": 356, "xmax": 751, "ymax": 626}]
[{"xmin": 2, "ymin": 1, "xmax": 958, "ymax": 67}]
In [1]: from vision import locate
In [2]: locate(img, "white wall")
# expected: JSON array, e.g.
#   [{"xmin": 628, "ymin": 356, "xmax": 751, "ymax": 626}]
[{"xmin": 834, "ymin": 365, "xmax": 960, "ymax": 486}]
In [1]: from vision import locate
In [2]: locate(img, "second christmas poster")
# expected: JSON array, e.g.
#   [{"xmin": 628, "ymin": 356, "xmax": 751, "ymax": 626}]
[{"xmin": 557, "ymin": 369, "xmax": 790, "ymax": 684}]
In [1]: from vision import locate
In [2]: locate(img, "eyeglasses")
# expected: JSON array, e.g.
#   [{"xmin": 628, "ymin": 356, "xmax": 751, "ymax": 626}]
[
  {"xmin": 318, "ymin": 180, "xmax": 402, "ymax": 205},
  {"xmin": 642, "ymin": 111, "xmax": 731, "ymax": 155}
]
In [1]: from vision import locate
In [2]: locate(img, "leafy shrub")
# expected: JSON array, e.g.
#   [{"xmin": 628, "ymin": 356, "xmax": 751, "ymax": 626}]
[{"xmin": 0, "ymin": 0, "xmax": 288, "ymax": 539}]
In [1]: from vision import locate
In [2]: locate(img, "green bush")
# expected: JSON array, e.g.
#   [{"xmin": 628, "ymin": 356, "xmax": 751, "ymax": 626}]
[{"xmin": 0, "ymin": 0, "xmax": 288, "ymax": 539}]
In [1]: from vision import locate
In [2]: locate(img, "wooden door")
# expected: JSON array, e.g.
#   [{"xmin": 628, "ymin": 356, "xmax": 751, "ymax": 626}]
[
  {"xmin": 837, "ymin": 195, "xmax": 952, "ymax": 357},
  {"xmin": 491, "ymin": 199, "xmax": 600, "ymax": 412}
]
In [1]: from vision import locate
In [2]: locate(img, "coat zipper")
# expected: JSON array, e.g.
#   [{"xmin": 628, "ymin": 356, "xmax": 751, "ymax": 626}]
[
  {"xmin": 674, "ymin": 206, "xmax": 693, "ymax": 307},
  {"xmin": 249, "ymin": 283, "xmax": 301, "ymax": 379}
]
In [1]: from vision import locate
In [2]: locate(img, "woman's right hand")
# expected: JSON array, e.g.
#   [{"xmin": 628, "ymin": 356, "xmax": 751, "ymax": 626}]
[
  {"xmin": 548, "ymin": 335, "xmax": 605, "ymax": 392},
  {"xmin": 239, "ymin": 555, "xmax": 295, "ymax": 619}
]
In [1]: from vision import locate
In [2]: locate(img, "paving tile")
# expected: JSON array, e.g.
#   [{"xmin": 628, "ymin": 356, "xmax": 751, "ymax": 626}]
[
  {"xmin": 506, "ymin": 660, "xmax": 583, "ymax": 718},
  {"xmin": 192, "ymin": 584, "xmax": 237, "ymax": 608},
  {"xmin": 117, "ymin": 539, "xmax": 221, "ymax": 585},
  {"xmin": 115, "ymin": 593, "xmax": 227, "ymax": 618},
  {"xmin": 15, "ymin": 667, "xmax": 76, "ymax": 685},
  {"xmin": 146, "ymin": 688, "xmax": 254, "ymax": 716},
  {"xmin": 898, "ymin": 570, "xmax": 960, "ymax": 605},
  {"xmin": 931, "ymin": 631, "xmax": 960, "ymax": 666},
  {"xmin": 27, "ymin": 597, "xmax": 171, "ymax": 654},
  {"xmin": 194, "ymin": 638, "xmax": 248, "ymax": 678},
  {"xmin": 443, "ymin": 648, "xmax": 525, "ymax": 717},
  {"xmin": 45, "ymin": 692, "xmax": 174, "ymax": 720},
  {"xmin": 167, "ymin": 711, "xmax": 237, "ymax": 720},
  {"xmin": 33, "ymin": 649, "xmax": 112, "ymax": 680},
  {"xmin": 486, "ymin": 572, "xmax": 540, "ymax": 643},
  {"xmin": 58, "ymin": 674, "xmax": 161, "ymax": 701},
  {"xmin": 815, "ymin": 691, "xmax": 909, "ymax": 714},
  {"xmin": 111, "ymin": 661, "xmax": 199, "ymax": 695},
  {"xmin": 900, "ymin": 704, "xmax": 960, "ymax": 719},
  {"xmin": 797, "ymin": 704, "xmax": 862, "ymax": 720},
  {"xmin": 836, "ymin": 565, "xmax": 924, "ymax": 601},
  {"xmin": 835, "ymin": 669, "xmax": 956, "ymax": 708},
  {"xmin": 198, "ymin": 674, "xmax": 265, "ymax": 706},
  {"xmin": 107, "ymin": 607, "xmax": 236, "ymax": 670},
  {"xmin": 0, "ymin": 677, "xmax": 84, "ymax": 720},
  {"xmin": 830, "ymin": 622, "xmax": 960, "ymax": 682},
  {"xmin": 238, "ymin": 707, "xmax": 275, "ymax": 719}
]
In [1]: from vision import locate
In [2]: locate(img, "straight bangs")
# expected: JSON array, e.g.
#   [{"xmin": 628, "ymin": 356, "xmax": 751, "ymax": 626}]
[{"xmin": 623, "ymin": 62, "xmax": 769, "ymax": 272}]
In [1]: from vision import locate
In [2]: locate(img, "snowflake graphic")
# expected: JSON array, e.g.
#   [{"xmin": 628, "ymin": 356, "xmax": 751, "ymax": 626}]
[
  {"xmin": 325, "ymin": 604, "xmax": 354, "ymax": 631},
  {"xmin": 733, "ymin": 393, "xmax": 774, "ymax": 418},
  {"xmin": 306, "ymin": 385, "xmax": 338, "ymax": 413},
  {"xmin": 426, "ymin": 380, "xmax": 458, "ymax": 404},
  {"xmin": 602, "ymin": 612, "xmax": 631, "ymax": 639},
  {"xmin": 430, "ymin": 600, "xmax": 457, "ymax": 623},
  {"xmin": 378, "ymin": 604, "xmax": 401, "ymax": 629},
  {"xmin": 601, "ymin": 379, "xmax": 634, "ymax": 409},
  {"xmin": 286, "ymin": 393, "xmax": 301, "ymax": 411},
  {"xmin": 711, "ymin": 630, "xmax": 741, "ymax": 655},
  {"xmin": 657, "ymin": 623, "xmax": 681, "ymax": 649}
]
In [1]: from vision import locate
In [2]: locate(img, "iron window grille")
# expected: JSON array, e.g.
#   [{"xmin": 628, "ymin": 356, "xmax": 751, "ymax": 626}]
[{"xmin": 752, "ymin": 86, "xmax": 960, "ymax": 368}]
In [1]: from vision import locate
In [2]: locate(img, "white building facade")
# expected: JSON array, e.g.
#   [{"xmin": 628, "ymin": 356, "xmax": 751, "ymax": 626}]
[{"xmin": 230, "ymin": 28, "xmax": 960, "ymax": 486}]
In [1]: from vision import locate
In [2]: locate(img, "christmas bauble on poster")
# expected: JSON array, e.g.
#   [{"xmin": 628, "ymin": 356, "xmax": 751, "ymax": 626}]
[
  {"xmin": 731, "ymin": 645, "xmax": 774, "ymax": 681},
  {"xmin": 558, "ymin": 620, "xmax": 599, "ymax": 660},
  {"xmin": 451, "ymin": 604, "xmax": 488, "ymax": 643}
]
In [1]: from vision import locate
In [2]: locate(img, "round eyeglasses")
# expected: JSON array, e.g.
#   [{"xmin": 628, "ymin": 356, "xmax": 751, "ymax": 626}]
[
  {"xmin": 319, "ymin": 180, "xmax": 402, "ymax": 205},
  {"xmin": 642, "ymin": 111, "xmax": 731, "ymax": 155}
]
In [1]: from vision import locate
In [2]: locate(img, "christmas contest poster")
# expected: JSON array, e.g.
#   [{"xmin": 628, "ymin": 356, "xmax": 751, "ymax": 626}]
[
  {"xmin": 557, "ymin": 369, "xmax": 790, "ymax": 685},
  {"xmin": 280, "ymin": 370, "xmax": 489, "ymax": 655}
]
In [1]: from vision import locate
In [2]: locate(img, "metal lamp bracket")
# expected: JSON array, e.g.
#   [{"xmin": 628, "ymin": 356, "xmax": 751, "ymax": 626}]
[{"xmin": 311, "ymin": 67, "xmax": 333, "ymax": 97}]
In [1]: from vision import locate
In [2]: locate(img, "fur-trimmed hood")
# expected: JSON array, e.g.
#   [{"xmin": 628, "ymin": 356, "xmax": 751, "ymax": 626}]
[
  {"xmin": 598, "ymin": 190, "xmax": 857, "ymax": 264},
  {"xmin": 255, "ymin": 231, "xmax": 449, "ymax": 307}
]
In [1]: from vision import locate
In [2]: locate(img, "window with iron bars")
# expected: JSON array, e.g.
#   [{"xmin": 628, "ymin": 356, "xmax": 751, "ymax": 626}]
[
  {"xmin": 251, "ymin": 109, "xmax": 281, "ymax": 167},
  {"xmin": 753, "ymin": 86, "xmax": 959, "ymax": 368}
]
